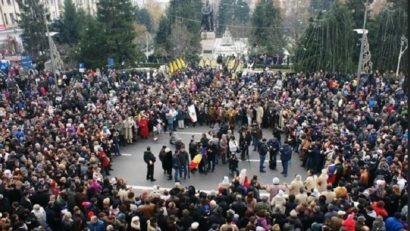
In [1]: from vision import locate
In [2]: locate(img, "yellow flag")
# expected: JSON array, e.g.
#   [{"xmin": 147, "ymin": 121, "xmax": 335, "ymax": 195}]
[
  {"xmin": 210, "ymin": 59, "xmax": 217, "ymax": 68},
  {"xmin": 176, "ymin": 58, "xmax": 183, "ymax": 70},
  {"xmin": 180, "ymin": 58, "xmax": 187, "ymax": 68},
  {"xmin": 168, "ymin": 63, "xmax": 174, "ymax": 74},
  {"xmin": 172, "ymin": 61, "xmax": 178, "ymax": 72},
  {"xmin": 199, "ymin": 59, "xmax": 204, "ymax": 68}
]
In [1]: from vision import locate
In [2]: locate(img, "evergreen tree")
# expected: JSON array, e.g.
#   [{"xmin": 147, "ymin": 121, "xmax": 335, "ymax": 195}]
[
  {"xmin": 217, "ymin": 0, "xmax": 250, "ymax": 36},
  {"xmin": 250, "ymin": 0, "xmax": 285, "ymax": 56},
  {"xmin": 16, "ymin": 0, "xmax": 48, "ymax": 61},
  {"xmin": 97, "ymin": 0, "xmax": 139, "ymax": 67},
  {"xmin": 309, "ymin": 0, "xmax": 335, "ymax": 17},
  {"xmin": 154, "ymin": 16, "xmax": 171, "ymax": 57},
  {"xmin": 154, "ymin": 0, "xmax": 202, "ymax": 60},
  {"xmin": 369, "ymin": 0, "xmax": 408, "ymax": 73},
  {"xmin": 293, "ymin": 2, "xmax": 355, "ymax": 72},
  {"xmin": 61, "ymin": 0, "xmax": 81, "ymax": 45},
  {"xmin": 77, "ymin": 14, "xmax": 105, "ymax": 68}
]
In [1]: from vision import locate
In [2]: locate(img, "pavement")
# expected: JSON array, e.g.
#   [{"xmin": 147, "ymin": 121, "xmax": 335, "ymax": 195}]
[{"xmin": 111, "ymin": 126, "xmax": 308, "ymax": 193}]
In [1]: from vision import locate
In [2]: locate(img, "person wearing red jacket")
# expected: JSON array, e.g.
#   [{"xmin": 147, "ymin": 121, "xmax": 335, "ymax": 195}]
[
  {"xmin": 371, "ymin": 200, "xmax": 389, "ymax": 218},
  {"xmin": 342, "ymin": 213, "xmax": 356, "ymax": 231},
  {"xmin": 98, "ymin": 148, "xmax": 110, "ymax": 176}
]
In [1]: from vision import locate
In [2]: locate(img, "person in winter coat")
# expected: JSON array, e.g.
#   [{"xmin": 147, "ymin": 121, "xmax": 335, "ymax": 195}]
[
  {"xmin": 342, "ymin": 213, "xmax": 357, "ymax": 231},
  {"xmin": 289, "ymin": 175, "xmax": 304, "ymax": 196},
  {"xmin": 31, "ymin": 204, "xmax": 47, "ymax": 228},
  {"xmin": 279, "ymin": 140, "xmax": 292, "ymax": 177},
  {"xmin": 265, "ymin": 177, "xmax": 287, "ymax": 202},
  {"xmin": 372, "ymin": 216, "xmax": 386, "ymax": 231},
  {"xmin": 271, "ymin": 190, "xmax": 288, "ymax": 214},
  {"xmin": 316, "ymin": 169, "xmax": 329, "ymax": 192},
  {"xmin": 385, "ymin": 212, "xmax": 405, "ymax": 231},
  {"xmin": 371, "ymin": 201, "xmax": 389, "ymax": 218},
  {"xmin": 229, "ymin": 136, "xmax": 239, "ymax": 157},
  {"xmin": 86, "ymin": 215, "xmax": 105, "ymax": 231},
  {"xmin": 304, "ymin": 170, "xmax": 317, "ymax": 193},
  {"xmin": 162, "ymin": 147, "xmax": 173, "ymax": 180}
]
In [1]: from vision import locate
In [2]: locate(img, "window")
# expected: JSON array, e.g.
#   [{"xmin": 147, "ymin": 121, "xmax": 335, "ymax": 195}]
[
  {"xmin": 3, "ymin": 14, "xmax": 8, "ymax": 25},
  {"xmin": 7, "ymin": 0, "xmax": 11, "ymax": 5},
  {"xmin": 9, "ymin": 13, "xmax": 14, "ymax": 24}
]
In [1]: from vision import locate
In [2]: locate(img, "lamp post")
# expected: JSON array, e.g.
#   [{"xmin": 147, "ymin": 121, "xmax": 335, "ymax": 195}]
[
  {"xmin": 396, "ymin": 35, "xmax": 408, "ymax": 77},
  {"xmin": 43, "ymin": 13, "xmax": 56, "ymax": 73},
  {"xmin": 355, "ymin": 0, "xmax": 369, "ymax": 96}
]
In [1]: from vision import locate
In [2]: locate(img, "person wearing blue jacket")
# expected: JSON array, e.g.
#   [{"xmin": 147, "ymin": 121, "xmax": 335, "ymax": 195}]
[
  {"xmin": 279, "ymin": 139, "xmax": 292, "ymax": 177},
  {"xmin": 87, "ymin": 215, "xmax": 105, "ymax": 231},
  {"xmin": 385, "ymin": 212, "xmax": 405, "ymax": 231}
]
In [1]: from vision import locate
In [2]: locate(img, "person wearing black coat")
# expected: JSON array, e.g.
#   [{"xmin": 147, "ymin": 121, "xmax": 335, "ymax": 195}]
[
  {"xmin": 179, "ymin": 209, "xmax": 194, "ymax": 230},
  {"xmin": 143, "ymin": 146, "xmax": 156, "ymax": 182},
  {"xmin": 162, "ymin": 147, "xmax": 173, "ymax": 180}
]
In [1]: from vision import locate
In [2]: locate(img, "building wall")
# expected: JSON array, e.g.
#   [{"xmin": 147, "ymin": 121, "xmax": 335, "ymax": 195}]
[
  {"xmin": 0, "ymin": 0, "xmax": 97, "ymax": 30},
  {"xmin": 0, "ymin": 0, "xmax": 20, "ymax": 29}
]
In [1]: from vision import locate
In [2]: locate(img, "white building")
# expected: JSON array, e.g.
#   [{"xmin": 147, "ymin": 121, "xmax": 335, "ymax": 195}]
[
  {"xmin": 0, "ymin": 0, "xmax": 98, "ymax": 30},
  {"xmin": 0, "ymin": 0, "xmax": 97, "ymax": 58}
]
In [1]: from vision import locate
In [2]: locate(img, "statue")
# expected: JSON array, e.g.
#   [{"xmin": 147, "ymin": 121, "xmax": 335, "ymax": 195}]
[{"xmin": 201, "ymin": 0, "xmax": 214, "ymax": 32}]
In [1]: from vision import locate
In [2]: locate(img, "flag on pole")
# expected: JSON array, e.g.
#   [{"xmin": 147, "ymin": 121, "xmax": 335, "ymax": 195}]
[
  {"xmin": 168, "ymin": 63, "xmax": 174, "ymax": 74},
  {"xmin": 190, "ymin": 154, "xmax": 202, "ymax": 170},
  {"xmin": 172, "ymin": 61, "xmax": 178, "ymax": 72},
  {"xmin": 176, "ymin": 58, "xmax": 183, "ymax": 70},
  {"xmin": 180, "ymin": 58, "xmax": 187, "ymax": 68}
]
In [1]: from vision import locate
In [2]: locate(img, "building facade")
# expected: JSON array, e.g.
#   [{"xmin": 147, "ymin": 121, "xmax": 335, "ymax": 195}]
[{"xmin": 0, "ymin": 0, "xmax": 97, "ymax": 30}]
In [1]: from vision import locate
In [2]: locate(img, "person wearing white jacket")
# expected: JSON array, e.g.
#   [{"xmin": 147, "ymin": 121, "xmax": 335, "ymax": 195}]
[
  {"xmin": 271, "ymin": 190, "xmax": 288, "ymax": 214},
  {"xmin": 32, "ymin": 204, "xmax": 47, "ymax": 227},
  {"xmin": 228, "ymin": 136, "xmax": 239, "ymax": 157},
  {"xmin": 316, "ymin": 169, "xmax": 329, "ymax": 192}
]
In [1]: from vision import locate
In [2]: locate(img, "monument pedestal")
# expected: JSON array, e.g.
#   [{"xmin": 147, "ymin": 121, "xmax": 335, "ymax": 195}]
[
  {"xmin": 201, "ymin": 31, "xmax": 216, "ymax": 40},
  {"xmin": 200, "ymin": 31, "xmax": 216, "ymax": 59}
]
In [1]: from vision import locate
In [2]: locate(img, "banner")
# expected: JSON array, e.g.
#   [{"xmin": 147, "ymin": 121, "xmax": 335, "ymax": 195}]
[
  {"xmin": 188, "ymin": 104, "xmax": 197, "ymax": 123},
  {"xmin": 21, "ymin": 56, "xmax": 32, "ymax": 70},
  {"xmin": 107, "ymin": 58, "xmax": 114, "ymax": 67},
  {"xmin": 79, "ymin": 63, "xmax": 85, "ymax": 73}
]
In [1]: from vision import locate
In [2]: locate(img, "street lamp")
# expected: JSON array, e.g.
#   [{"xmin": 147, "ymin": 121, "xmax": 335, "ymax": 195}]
[
  {"xmin": 396, "ymin": 35, "xmax": 408, "ymax": 76},
  {"xmin": 355, "ymin": 0, "xmax": 369, "ymax": 96}
]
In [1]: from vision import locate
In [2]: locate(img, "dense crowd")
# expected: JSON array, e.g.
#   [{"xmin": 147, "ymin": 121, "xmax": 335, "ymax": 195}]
[{"xmin": 0, "ymin": 65, "xmax": 407, "ymax": 231}]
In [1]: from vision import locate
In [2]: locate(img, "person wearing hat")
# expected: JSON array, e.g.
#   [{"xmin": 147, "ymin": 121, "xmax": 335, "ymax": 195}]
[
  {"xmin": 264, "ymin": 177, "xmax": 287, "ymax": 202},
  {"xmin": 189, "ymin": 221, "xmax": 199, "ymax": 231},
  {"xmin": 161, "ymin": 146, "xmax": 173, "ymax": 180},
  {"xmin": 356, "ymin": 216, "xmax": 367, "ymax": 231},
  {"xmin": 372, "ymin": 216, "xmax": 386, "ymax": 231}
]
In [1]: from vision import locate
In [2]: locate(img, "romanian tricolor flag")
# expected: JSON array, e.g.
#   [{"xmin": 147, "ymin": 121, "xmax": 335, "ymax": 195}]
[{"xmin": 190, "ymin": 154, "xmax": 202, "ymax": 170}]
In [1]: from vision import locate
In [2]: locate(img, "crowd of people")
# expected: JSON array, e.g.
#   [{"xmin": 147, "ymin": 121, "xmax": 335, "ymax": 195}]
[{"xmin": 0, "ymin": 64, "xmax": 407, "ymax": 231}]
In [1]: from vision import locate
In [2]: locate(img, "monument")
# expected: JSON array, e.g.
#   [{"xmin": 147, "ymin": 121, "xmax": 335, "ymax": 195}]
[
  {"xmin": 200, "ymin": 0, "xmax": 216, "ymax": 58},
  {"xmin": 201, "ymin": 0, "xmax": 214, "ymax": 32}
]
